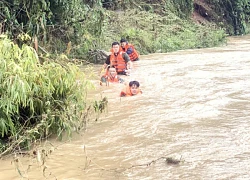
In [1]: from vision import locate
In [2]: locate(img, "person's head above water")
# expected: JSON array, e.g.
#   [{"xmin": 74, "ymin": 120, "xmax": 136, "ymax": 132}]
[
  {"xmin": 120, "ymin": 80, "xmax": 142, "ymax": 97},
  {"xmin": 107, "ymin": 66, "xmax": 117, "ymax": 77},
  {"xmin": 129, "ymin": 80, "xmax": 140, "ymax": 95}
]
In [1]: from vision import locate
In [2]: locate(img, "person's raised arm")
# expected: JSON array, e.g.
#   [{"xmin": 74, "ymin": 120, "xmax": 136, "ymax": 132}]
[
  {"xmin": 99, "ymin": 56, "xmax": 110, "ymax": 75},
  {"xmin": 122, "ymin": 53, "xmax": 133, "ymax": 69}
]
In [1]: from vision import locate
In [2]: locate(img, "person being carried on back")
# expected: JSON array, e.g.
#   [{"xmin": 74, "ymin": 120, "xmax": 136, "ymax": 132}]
[
  {"xmin": 120, "ymin": 80, "xmax": 142, "ymax": 97},
  {"xmin": 101, "ymin": 41, "xmax": 133, "ymax": 76},
  {"xmin": 120, "ymin": 38, "xmax": 139, "ymax": 62}
]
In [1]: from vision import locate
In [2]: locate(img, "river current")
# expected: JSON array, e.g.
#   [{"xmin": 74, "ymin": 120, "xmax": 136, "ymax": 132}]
[{"xmin": 1, "ymin": 36, "xmax": 250, "ymax": 180}]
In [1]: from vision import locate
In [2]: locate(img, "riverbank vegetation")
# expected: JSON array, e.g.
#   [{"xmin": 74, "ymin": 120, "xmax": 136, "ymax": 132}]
[
  {"xmin": 0, "ymin": 36, "xmax": 98, "ymax": 156},
  {"xmin": 1, "ymin": 1, "xmax": 250, "ymax": 63},
  {"xmin": 200, "ymin": 0, "xmax": 250, "ymax": 35},
  {"xmin": 0, "ymin": 0, "xmax": 250, "ymax": 154}
]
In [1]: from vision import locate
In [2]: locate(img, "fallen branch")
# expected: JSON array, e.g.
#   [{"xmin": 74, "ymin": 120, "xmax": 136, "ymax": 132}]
[
  {"xmin": 81, "ymin": 148, "xmax": 183, "ymax": 174},
  {"xmin": 127, "ymin": 156, "xmax": 182, "ymax": 170}
]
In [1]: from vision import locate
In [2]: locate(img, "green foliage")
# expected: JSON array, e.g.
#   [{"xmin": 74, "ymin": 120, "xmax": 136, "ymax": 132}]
[
  {"xmin": 0, "ymin": 0, "xmax": 107, "ymax": 59},
  {"xmin": 101, "ymin": 9, "xmax": 226, "ymax": 54},
  {"xmin": 169, "ymin": 0, "xmax": 194, "ymax": 18},
  {"xmin": 207, "ymin": 0, "xmax": 250, "ymax": 35},
  {"xmin": 102, "ymin": 0, "xmax": 249, "ymax": 36},
  {"xmin": 0, "ymin": 36, "xmax": 94, "ymax": 155},
  {"xmin": 0, "ymin": 0, "xmax": 51, "ymax": 39},
  {"xmin": 0, "ymin": 0, "xmax": 241, "ymax": 60}
]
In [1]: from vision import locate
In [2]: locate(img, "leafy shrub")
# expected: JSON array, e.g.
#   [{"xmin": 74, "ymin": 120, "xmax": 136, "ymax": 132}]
[
  {"xmin": 101, "ymin": 9, "xmax": 226, "ymax": 54},
  {"xmin": 0, "ymin": 36, "xmax": 94, "ymax": 155}
]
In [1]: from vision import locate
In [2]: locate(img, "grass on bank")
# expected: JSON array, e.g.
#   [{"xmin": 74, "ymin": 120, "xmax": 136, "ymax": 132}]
[{"xmin": 97, "ymin": 9, "xmax": 227, "ymax": 56}]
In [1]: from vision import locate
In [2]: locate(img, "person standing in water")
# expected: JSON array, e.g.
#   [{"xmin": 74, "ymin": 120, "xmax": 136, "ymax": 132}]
[
  {"xmin": 101, "ymin": 42, "xmax": 133, "ymax": 75},
  {"xmin": 120, "ymin": 39, "xmax": 139, "ymax": 62}
]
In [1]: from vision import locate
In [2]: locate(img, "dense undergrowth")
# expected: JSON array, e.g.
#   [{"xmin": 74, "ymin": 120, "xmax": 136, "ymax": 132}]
[
  {"xmin": 0, "ymin": 36, "xmax": 101, "ymax": 156},
  {"xmin": 205, "ymin": 0, "xmax": 250, "ymax": 35},
  {"xmin": 101, "ymin": 9, "xmax": 226, "ymax": 55},
  {"xmin": 1, "ymin": 0, "xmax": 249, "ymax": 63}
]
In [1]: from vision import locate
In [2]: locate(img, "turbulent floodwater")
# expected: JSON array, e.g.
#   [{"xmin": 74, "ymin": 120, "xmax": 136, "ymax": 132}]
[{"xmin": 1, "ymin": 36, "xmax": 250, "ymax": 180}]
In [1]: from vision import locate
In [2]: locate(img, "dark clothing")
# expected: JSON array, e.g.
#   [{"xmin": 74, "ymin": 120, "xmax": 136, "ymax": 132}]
[
  {"xmin": 105, "ymin": 52, "xmax": 130, "ymax": 65},
  {"xmin": 122, "ymin": 47, "xmax": 139, "ymax": 61},
  {"xmin": 132, "ymin": 57, "xmax": 139, "ymax": 61},
  {"xmin": 122, "ymin": 43, "xmax": 139, "ymax": 61},
  {"xmin": 123, "ymin": 47, "xmax": 133, "ymax": 55}
]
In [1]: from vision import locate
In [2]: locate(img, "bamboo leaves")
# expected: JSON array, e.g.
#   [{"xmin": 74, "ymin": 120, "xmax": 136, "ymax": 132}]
[
  {"xmin": 0, "ymin": 118, "xmax": 8, "ymax": 138},
  {"xmin": 0, "ymin": 37, "xmax": 93, "ymax": 154}
]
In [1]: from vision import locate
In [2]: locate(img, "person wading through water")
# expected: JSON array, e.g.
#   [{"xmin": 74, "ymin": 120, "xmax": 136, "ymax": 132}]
[
  {"xmin": 120, "ymin": 39, "xmax": 139, "ymax": 62},
  {"xmin": 101, "ymin": 41, "xmax": 133, "ymax": 76}
]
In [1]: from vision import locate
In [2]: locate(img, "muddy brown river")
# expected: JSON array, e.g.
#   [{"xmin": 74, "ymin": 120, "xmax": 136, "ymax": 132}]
[{"xmin": 1, "ymin": 35, "xmax": 250, "ymax": 180}]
